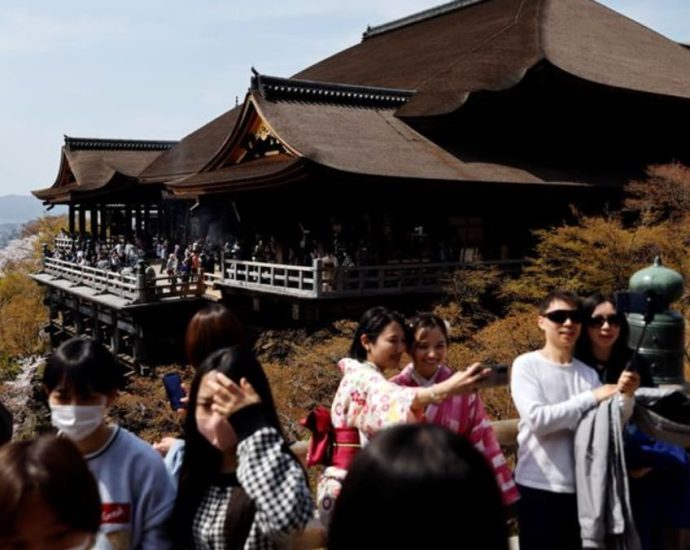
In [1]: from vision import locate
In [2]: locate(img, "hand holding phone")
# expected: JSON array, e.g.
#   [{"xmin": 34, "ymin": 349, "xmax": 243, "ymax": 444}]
[
  {"xmin": 163, "ymin": 372, "xmax": 186, "ymax": 411},
  {"xmin": 474, "ymin": 364, "xmax": 510, "ymax": 389}
]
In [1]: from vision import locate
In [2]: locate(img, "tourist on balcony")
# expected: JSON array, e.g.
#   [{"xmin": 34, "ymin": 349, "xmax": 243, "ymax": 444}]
[
  {"xmin": 43, "ymin": 337, "xmax": 175, "ymax": 549},
  {"xmin": 327, "ymin": 424, "xmax": 508, "ymax": 550},
  {"xmin": 166, "ymin": 253, "xmax": 178, "ymax": 293},
  {"xmin": 0, "ymin": 435, "xmax": 101, "ymax": 550},
  {"xmin": 309, "ymin": 306, "xmax": 490, "ymax": 527},
  {"xmin": 180, "ymin": 256, "xmax": 192, "ymax": 295},
  {"xmin": 170, "ymin": 346, "xmax": 313, "ymax": 548},
  {"xmin": 391, "ymin": 313, "xmax": 519, "ymax": 509},
  {"xmin": 320, "ymin": 247, "xmax": 338, "ymax": 292},
  {"xmin": 110, "ymin": 249, "xmax": 121, "ymax": 271}
]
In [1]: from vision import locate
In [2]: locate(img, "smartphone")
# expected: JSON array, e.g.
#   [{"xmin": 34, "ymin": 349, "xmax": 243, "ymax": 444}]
[
  {"xmin": 163, "ymin": 372, "xmax": 186, "ymax": 411},
  {"xmin": 475, "ymin": 364, "xmax": 510, "ymax": 389}
]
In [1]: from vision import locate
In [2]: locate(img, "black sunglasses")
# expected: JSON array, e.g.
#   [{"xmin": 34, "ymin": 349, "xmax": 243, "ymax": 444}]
[
  {"xmin": 587, "ymin": 314, "xmax": 624, "ymax": 328},
  {"xmin": 543, "ymin": 309, "xmax": 584, "ymax": 324}
]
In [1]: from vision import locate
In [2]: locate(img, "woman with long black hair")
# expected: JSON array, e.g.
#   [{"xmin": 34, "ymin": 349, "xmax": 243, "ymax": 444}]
[{"xmin": 171, "ymin": 346, "xmax": 313, "ymax": 549}]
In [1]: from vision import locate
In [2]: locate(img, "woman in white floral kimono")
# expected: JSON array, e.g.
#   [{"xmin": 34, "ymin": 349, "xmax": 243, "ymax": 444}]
[{"xmin": 312, "ymin": 307, "xmax": 489, "ymax": 526}]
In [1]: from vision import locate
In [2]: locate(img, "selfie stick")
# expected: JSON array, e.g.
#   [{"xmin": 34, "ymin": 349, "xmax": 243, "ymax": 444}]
[{"xmin": 624, "ymin": 291, "xmax": 656, "ymax": 373}]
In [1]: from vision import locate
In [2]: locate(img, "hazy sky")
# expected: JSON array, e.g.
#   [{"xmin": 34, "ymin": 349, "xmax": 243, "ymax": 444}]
[{"xmin": 1, "ymin": 0, "xmax": 688, "ymax": 198}]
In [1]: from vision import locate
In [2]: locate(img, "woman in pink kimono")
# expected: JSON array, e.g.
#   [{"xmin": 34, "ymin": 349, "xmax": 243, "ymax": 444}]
[
  {"xmin": 313, "ymin": 307, "xmax": 489, "ymax": 526},
  {"xmin": 391, "ymin": 313, "xmax": 519, "ymax": 507}
]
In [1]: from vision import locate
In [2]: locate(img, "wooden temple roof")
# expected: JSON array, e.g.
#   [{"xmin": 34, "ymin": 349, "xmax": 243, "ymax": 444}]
[
  {"xmin": 33, "ymin": 137, "xmax": 176, "ymax": 204},
  {"xmin": 32, "ymin": 0, "xmax": 690, "ymax": 202},
  {"xmin": 138, "ymin": 108, "xmax": 241, "ymax": 183},
  {"xmin": 295, "ymin": 0, "xmax": 690, "ymax": 117},
  {"xmin": 167, "ymin": 74, "xmax": 588, "ymax": 198}
]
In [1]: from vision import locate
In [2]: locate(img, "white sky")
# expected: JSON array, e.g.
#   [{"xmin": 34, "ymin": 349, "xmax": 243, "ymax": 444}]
[{"xmin": 1, "ymin": 0, "xmax": 688, "ymax": 197}]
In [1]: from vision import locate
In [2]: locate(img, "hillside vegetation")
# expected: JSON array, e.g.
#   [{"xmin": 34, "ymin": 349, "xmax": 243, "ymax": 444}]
[{"xmin": 0, "ymin": 215, "xmax": 65, "ymax": 380}]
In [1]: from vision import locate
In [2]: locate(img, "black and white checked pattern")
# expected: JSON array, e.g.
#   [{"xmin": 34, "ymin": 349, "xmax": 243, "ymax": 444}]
[
  {"xmin": 193, "ymin": 485, "xmax": 232, "ymax": 549},
  {"xmin": 192, "ymin": 426, "xmax": 313, "ymax": 549}
]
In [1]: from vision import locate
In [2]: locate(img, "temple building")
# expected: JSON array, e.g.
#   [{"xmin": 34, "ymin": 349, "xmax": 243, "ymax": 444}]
[{"xmin": 31, "ymin": 0, "xmax": 690, "ymax": 369}]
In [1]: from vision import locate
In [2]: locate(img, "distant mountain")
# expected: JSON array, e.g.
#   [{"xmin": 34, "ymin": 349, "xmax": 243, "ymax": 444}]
[{"xmin": 0, "ymin": 195, "xmax": 59, "ymax": 224}]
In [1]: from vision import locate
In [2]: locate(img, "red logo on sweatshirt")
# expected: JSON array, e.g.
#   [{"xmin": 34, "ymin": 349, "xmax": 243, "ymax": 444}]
[{"xmin": 101, "ymin": 503, "xmax": 131, "ymax": 524}]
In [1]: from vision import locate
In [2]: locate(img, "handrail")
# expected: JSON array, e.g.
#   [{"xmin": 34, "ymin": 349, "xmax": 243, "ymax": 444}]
[
  {"xmin": 43, "ymin": 257, "xmax": 137, "ymax": 300},
  {"xmin": 42, "ymin": 257, "xmax": 208, "ymax": 302},
  {"xmin": 220, "ymin": 258, "xmax": 524, "ymax": 298},
  {"xmin": 222, "ymin": 259, "xmax": 318, "ymax": 298},
  {"xmin": 41, "ymin": 255, "xmax": 524, "ymax": 302}
]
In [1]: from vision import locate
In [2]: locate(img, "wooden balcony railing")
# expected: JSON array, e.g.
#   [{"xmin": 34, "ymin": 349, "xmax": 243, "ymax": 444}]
[
  {"xmin": 39, "ymin": 252, "xmax": 524, "ymax": 303},
  {"xmin": 219, "ymin": 258, "xmax": 524, "ymax": 299}
]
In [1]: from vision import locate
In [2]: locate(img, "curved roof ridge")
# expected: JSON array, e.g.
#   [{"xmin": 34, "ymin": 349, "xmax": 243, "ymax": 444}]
[
  {"xmin": 64, "ymin": 136, "xmax": 177, "ymax": 151},
  {"xmin": 251, "ymin": 73, "xmax": 415, "ymax": 107},
  {"xmin": 363, "ymin": 0, "xmax": 487, "ymax": 39}
]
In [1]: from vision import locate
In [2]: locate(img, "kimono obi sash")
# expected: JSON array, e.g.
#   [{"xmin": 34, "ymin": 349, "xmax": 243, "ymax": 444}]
[
  {"xmin": 331, "ymin": 427, "xmax": 361, "ymax": 469},
  {"xmin": 300, "ymin": 406, "xmax": 361, "ymax": 469}
]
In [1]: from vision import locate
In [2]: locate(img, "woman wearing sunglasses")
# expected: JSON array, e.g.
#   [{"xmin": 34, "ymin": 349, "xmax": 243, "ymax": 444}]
[
  {"xmin": 576, "ymin": 294, "xmax": 690, "ymax": 550},
  {"xmin": 575, "ymin": 293, "xmax": 654, "ymax": 387}
]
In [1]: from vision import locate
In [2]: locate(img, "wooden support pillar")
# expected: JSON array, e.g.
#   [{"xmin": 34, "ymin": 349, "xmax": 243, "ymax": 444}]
[
  {"xmin": 73, "ymin": 298, "xmax": 83, "ymax": 334},
  {"xmin": 133, "ymin": 327, "xmax": 148, "ymax": 374},
  {"xmin": 99, "ymin": 208, "xmax": 107, "ymax": 240},
  {"xmin": 144, "ymin": 206, "xmax": 151, "ymax": 235},
  {"xmin": 135, "ymin": 207, "xmax": 142, "ymax": 237},
  {"xmin": 111, "ymin": 315, "xmax": 121, "ymax": 355},
  {"xmin": 90, "ymin": 206, "xmax": 97, "ymax": 239},
  {"xmin": 92, "ymin": 304, "xmax": 101, "ymax": 342},
  {"xmin": 125, "ymin": 207, "xmax": 132, "ymax": 239},
  {"xmin": 157, "ymin": 203, "xmax": 164, "ymax": 238},
  {"xmin": 313, "ymin": 258, "xmax": 323, "ymax": 298},
  {"xmin": 78, "ymin": 206, "xmax": 86, "ymax": 238},
  {"xmin": 68, "ymin": 205, "xmax": 75, "ymax": 235}
]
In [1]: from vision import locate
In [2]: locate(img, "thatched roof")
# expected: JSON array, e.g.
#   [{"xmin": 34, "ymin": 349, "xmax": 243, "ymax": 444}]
[
  {"xmin": 32, "ymin": 137, "xmax": 175, "ymax": 203},
  {"xmin": 167, "ymin": 75, "xmax": 589, "ymax": 197},
  {"xmin": 138, "ymin": 108, "xmax": 241, "ymax": 183},
  {"xmin": 295, "ymin": 0, "xmax": 690, "ymax": 117},
  {"xmin": 34, "ymin": 0, "xmax": 690, "ymax": 202}
]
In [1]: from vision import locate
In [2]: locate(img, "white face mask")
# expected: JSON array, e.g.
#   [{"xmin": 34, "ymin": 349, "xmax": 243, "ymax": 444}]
[{"xmin": 50, "ymin": 400, "xmax": 106, "ymax": 442}]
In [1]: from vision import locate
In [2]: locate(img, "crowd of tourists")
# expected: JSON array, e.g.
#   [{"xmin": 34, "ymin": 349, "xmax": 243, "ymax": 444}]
[
  {"xmin": 47, "ymin": 232, "xmax": 218, "ymax": 279},
  {"xmin": 2, "ymin": 289, "xmax": 690, "ymax": 549}
]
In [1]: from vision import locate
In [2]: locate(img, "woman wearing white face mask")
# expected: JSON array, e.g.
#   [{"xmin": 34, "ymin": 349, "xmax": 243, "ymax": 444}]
[
  {"xmin": 43, "ymin": 337, "xmax": 175, "ymax": 550},
  {"xmin": 0, "ymin": 435, "xmax": 100, "ymax": 550}
]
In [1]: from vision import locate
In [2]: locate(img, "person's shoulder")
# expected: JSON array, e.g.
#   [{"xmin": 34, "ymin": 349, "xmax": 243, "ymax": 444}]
[
  {"xmin": 115, "ymin": 428, "xmax": 168, "ymax": 462},
  {"xmin": 338, "ymin": 357, "xmax": 365, "ymax": 375},
  {"xmin": 571, "ymin": 357, "xmax": 599, "ymax": 379},
  {"xmin": 512, "ymin": 350, "xmax": 540, "ymax": 368},
  {"xmin": 390, "ymin": 363, "xmax": 414, "ymax": 384}
]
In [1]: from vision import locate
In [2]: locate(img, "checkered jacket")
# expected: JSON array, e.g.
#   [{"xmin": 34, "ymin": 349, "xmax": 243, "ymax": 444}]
[{"xmin": 192, "ymin": 406, "xmax": 314, "ymax": 549}]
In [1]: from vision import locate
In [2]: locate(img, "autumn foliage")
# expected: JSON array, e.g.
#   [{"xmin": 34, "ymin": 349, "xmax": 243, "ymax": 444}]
[{"xmin": 0, "ymin": 215, "xmax": 66, "ymax": 379}]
